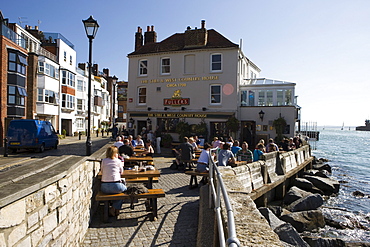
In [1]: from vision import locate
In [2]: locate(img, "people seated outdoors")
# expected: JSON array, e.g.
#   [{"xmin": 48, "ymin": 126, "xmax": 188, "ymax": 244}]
[
  {"xmin": 226, "ymin": 136, "xmax": 234, "ymax": 147},
  {"xmin": 231, "ymin": 140, "xmax": 242, "ymax": 155},
  {"xmin": 279, "ymin": 138, "xmax": 291, "ymax": 152},
  {"xmin": 212, "ymin": 137, "xmax": 222, "ymax": 148},
  {"xmin": 118, "ymin": 139, "xmax": 134, "ymax": 157},
  {"xmin": 189, "ymin": 137, "xmax": 199, "ymax": 151},
  {"xmin": 253, "ymin": 143, "xmax": 265, "ymax": 162},
  {"xmin": 196, "ymin": 143, "xmax": 213, "ymax": 173},
  {"xmin": 265, "ymin": 138, "xmax": 279, "ymax": 153},
  {"xmin": 142, "ymin": 140, "xmax": 155, "ymax": 157},
  {"xmin": 127, "ymin": 135, "xmax": 134, "ymax": 148},
  {"xmin": 133, "ymin": 135, "xmax": 145, "ymax": 147},
  {"xmin": 100, "ymin": 146, "xmax": 127, "ymax": 217},
  {"xmin": 288, "ymin": 137, "xmax": 296, "ymax": 150},
  {"xmin": 113, "ymin": 136, "xmax": 124, "ymax": 148},
  {"xmin": 175, "ymin": 137, "xmax": 194, "ymax": 168},
  {"xmin": 236, "ymin": 141, "xmax": 253, "ymax": 163},
  {"xmin": 217, "ymin": 143, "xmax": 236, "ymax": 166},
  {"xmin": 256, "ymin": 139, "xmax": 266, "ymax": 152}
]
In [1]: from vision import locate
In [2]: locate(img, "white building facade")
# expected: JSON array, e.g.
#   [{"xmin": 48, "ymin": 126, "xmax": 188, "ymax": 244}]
[{"xmin": 126, "ymin": 21, "xmax": 301, "ymax": 145}]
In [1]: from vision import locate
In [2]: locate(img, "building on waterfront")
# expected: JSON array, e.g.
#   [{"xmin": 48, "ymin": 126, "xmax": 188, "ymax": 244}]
[
  {"xmin": 116, "ymin": 80, "xmax": 128, "ymax": 129},
  {"xmin": 126, "ymin": 20, "xmax": 301, "ymax": 145}
]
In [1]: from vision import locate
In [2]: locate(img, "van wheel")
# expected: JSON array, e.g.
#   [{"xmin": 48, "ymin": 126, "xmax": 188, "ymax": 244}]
[
  {"xmin": 39, "ymin": 144, "xmax": 45, "ymax": 153},
  {"xmin": 11, "ymin": 149, "xmax": 17, "ymax": 154}
]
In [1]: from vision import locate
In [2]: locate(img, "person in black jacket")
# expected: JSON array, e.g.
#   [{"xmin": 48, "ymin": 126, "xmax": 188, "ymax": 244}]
[{"xmin": 119, "ymin": 139, "xmax": 134, "ymax": 157}]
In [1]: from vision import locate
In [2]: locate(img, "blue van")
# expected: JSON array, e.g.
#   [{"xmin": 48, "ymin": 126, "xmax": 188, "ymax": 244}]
[{"xmin": 7, "ymin": 119, "xmax": 59, "ymax": 153}]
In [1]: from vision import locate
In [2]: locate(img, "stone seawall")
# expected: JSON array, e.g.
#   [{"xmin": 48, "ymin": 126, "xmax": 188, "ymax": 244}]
[
  {"xmin": 0, "ymin": 145, "xmax": 108, "ymax": 246},
  {"xmin": 216, "ymin": 145, "xmax": 313, "ymax": 246}
]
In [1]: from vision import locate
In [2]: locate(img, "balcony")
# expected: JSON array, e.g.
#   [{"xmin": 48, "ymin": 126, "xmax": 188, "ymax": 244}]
[{"xmin": 1, "ymin": 24, "xmax": 26, "ymax": 49}]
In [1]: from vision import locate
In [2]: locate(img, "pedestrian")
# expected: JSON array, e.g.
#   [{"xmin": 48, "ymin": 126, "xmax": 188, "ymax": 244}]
[{"xmin": 155, "ymin": 126, "xmax": 162, "ymax": 154}]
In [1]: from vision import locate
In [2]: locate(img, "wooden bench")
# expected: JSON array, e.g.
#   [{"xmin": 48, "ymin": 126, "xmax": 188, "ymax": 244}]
[
  {"xmin": 96, "ymin": 189, "xmax": 165, "ymax": 222},
  {"xmin": 184, "ymin": 170, "xmax": 209, "ymax": 189}
]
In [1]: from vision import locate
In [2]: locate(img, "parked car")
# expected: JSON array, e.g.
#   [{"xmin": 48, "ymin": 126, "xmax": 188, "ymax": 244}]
[{"xmin": 7, "ymin": 119, "xmax": 59, "ymax": 153}]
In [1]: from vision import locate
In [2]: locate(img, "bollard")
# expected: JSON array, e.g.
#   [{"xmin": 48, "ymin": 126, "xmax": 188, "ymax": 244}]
[
  {"xmin": 96, "ymin": 130, "xmax": 99, "ymax": 137},
  {"xmin": 79, "ymin": 132, "xmax": 82, "ymax": 140},
  {"xmin": 3, "ymin": 138, "xmax": 8, "ymax": 157},
  {"xmin": 101, "ymin": 129, "xmax": 104, "ymax": 137}
]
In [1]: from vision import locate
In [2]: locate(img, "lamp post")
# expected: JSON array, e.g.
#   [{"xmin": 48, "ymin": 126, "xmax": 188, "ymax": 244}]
[
  {"xmin": 112, "ymin": 75, "xmax": 118, "ymax": 126},
  {"xmin": 259, "ymin": 110, "xmax": 265, "ymax": 122},
  {"xmin": 83, "ymin": 16, "xmax": 99, "ymax": 156}
]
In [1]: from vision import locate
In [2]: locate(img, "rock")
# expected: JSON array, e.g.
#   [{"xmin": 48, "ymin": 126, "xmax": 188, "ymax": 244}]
[
  {"xmin": 293, "ymin": 178, "xmax": 313, "ymax": 191},
  {"xmin": 268, "ymin": 205, "xmax": 283, "ymax": 217},
  {"xmin": 319, "ymin": 158, "xmax": 329, "ymax": 162},
  {"xmin": 280, "ymin": 209, "xmax": 325, "ymax": 232},
  {"xmin": 284, "ymin": 186, "xmax": 313, "ymax": 205},
  {"xmin": 312, "ymin": 163, "xmax": 332, "ymax": 173},
  {"xmin": 303, "ymin": 175, "xmax": 340, "ymax": 195},
  {"xmin": 274, "ymin": 223, "xmax": 310, "ymax": 247},
  {"xmin": 315, "ymin": 170, "xmax": 330, "ymax": 178},
  {"xmin": 258, "ymin": 207, "xmax": 285, "ymax": 230},
  {"xmin": 322, "ymin": 207, "xmax": 370, "ymax": 230},
  {"xmin": 352, "ymin": 190, "xmax": 365, "ymax": 197},
  {"xmin": 303, "ymin": 169, "xmax": 318, "ymax": 176},
  {"xmin": 303, "ymin": 236, "xmax": 346, "ymax": 247},
  {"xmin": 286, "ymin": 194, "xmax": 324, "ymax": 212}
]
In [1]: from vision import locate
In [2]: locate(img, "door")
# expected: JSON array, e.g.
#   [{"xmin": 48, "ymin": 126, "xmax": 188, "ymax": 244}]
[{"xmin": 241, "ymin": 121, "xmax": 256, "ymax": 148}]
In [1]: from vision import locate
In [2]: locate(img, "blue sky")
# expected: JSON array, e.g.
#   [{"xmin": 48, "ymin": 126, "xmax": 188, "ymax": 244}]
[{"xmin": 2, "ymin": 0, "xmax": 370, "ymax": 127}]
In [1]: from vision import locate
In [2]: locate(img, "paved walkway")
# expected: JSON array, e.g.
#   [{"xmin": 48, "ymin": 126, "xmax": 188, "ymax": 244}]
[{"xmin": 82, "ymin": 156, "xmax": 202, "ymax": 247}]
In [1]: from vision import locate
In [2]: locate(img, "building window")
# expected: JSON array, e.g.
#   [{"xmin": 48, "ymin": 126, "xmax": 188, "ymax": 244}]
[
  {"xmin": 62, "ymin": 94, "xmax": 75, "ymax": 109},
  {"xmin": 64, "ymin": 51, "xmax": 67, "ymax": 62},
  {"xmin": 70, "ymin": 55, "xmax": 72, "ymax": 65},
  {"xmin": 61, "ymin": 70, "xmax": 75, "ymax": 87},
  {"xmin": 76, "ymin": 118, "xmax": 84, "ymax": 129},
  {"xmin": 157, "ymin": 118, "xmax": 179, "ymax": 133},
  {"xmin": 210, "ymin": 85, "xmax": 221, "ymax": 104},
  {"xmin": 38, "ymin": 89, "xmax": 57, "ymax": 104},
  {"xmin": 211, "ymin": 53, "xmax": 222, "ymax": 72},
  {"xmin": 77, "ymin": 99, "xmax": 84, "ymax": 110},
  {"xmin": 8, "ymin": 50, "xmax": 27, "ymax": 75},
  {"xmin": 138, "ymin": 87, "xmax": 146, "ymax": 104},
  {"xmin": 8, "ymin": 85, "xmax": 27, "ymax": 105},
  {"xmin": 139, "ymin": 59, "xmax": 148, "ymax": 76},
  {"xmin": 161, "ymin": 58, "xmax": 170, "ymax": 75},
  {"xmin": 277, "ymin": 90, "xmax": 284, "ymax": 106},
  {"xmin": 184, "ymin": 54, "xmax": 195, "ymax": 74},
  {"xmin": 77, "ymin": 80, "xmax": 84, "ymax": 91}
]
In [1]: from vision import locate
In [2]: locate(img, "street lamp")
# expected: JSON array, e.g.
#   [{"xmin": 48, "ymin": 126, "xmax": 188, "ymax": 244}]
[
  {"xmin": 112, "ymin": 75, "xmax": 118, "ymax": 126},
  {"xmin": 83, "ymin": 15, "xmax": 99, "ymax": 156},
  {"xmin": 259, "ymin": 110, "xmax": 265, "ymax": 122}
]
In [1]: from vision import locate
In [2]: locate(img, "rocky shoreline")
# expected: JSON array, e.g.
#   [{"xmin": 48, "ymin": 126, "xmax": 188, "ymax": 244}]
[{"xmin": 258, "ymin": 157, "xmax": 370, "ymax": 247}]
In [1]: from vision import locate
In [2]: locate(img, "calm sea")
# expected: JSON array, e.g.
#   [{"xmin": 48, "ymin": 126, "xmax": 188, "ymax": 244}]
[{"xmin": 309, "ymin": 127, "xmax": 370, "ymax": 242}]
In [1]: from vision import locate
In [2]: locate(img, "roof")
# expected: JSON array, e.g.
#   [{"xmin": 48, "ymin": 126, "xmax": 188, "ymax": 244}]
[{"xmin": 128, "ymin": 29, "xmax": 239, "ymax": 56}]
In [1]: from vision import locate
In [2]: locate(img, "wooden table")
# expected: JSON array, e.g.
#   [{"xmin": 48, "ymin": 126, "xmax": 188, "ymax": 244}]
[
  {"xmin": 133, "ymin": 148, "xmax": 146, "ymax": 154},
  {"xmin": 122, "ymin": 168, "xmax": 160, "ymax": 189},
  {"xmin": 124, "ymin": 156, "xmax": 154, "ymax": 166}
]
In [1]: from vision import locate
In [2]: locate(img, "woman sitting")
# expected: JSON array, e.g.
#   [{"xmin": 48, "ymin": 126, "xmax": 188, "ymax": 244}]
[
  {"xmin": 142, "ymin": 140, "xmax": 155, "ymax": 157},
  {"xmin": 196, "ymin": 143, "xmax": 212, "ymax": 172},
  {"xmin": 100, "ymin": 146, "xmax": 127, "ymax": 217}
]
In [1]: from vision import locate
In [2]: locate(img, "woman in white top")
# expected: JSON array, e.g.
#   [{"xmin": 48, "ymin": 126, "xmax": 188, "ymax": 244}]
[
  {"xmin": 100, "ymin": 146, "xmax": 127, "ymax": 216},
  {"xmin": 196, "ymin": 143, "xmax": 212, "ymax": 172}
]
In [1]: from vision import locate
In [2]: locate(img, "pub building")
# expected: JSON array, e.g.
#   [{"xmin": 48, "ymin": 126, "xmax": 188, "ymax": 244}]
[{"xmin": 127, "ymin": 20, "xmax": 301, "ymax": 146}]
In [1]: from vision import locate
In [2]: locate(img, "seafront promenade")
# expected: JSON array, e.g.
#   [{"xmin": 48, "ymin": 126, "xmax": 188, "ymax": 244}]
[{"xmin": 0, "ymin": 136, "xmax": 205, "ymax": 246}]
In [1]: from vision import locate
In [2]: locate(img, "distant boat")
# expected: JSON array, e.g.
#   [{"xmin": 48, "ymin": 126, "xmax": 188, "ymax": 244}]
[
  {"xmin": 341, "ymin": 122, "xmax": 344, "ymax": 130},
  {"xmin": 356, "ymin": 120, "xmax": 370, "ymax": 131}
]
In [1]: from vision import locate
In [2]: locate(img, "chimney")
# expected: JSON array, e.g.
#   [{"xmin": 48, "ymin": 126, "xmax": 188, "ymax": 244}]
[
  {"xmin": 135, "ymin": 26, "xmax": 143, "ymax": 51},
  {"xmin": 184, "ymin": 20, "xmax": 208, "ymax": 48},
  {"xmin": 144, "ymin": 25, "xmax": 157, "ymax": 45},
  {"xmin": 103, "ymin": 68, "xmax": 109, "ymax": 77},
  {"xmin": 78, "ymin": 63, "xmax": 86, "ymax": 71}
]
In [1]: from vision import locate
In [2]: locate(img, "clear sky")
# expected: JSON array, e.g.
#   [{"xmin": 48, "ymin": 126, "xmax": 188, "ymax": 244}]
[{"xmin": 2, "ymin": 0, "xmax": 369, "ymax": 127}]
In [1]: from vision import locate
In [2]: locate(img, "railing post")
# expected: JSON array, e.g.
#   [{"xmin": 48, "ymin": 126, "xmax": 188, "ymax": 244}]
[
  {"xmin": 79, "ymin": 132, "xmax": 82, "ymax": 140},
  {"xmin": 3, "ymin": 138, "xmax": 8, "ymax": 157}
]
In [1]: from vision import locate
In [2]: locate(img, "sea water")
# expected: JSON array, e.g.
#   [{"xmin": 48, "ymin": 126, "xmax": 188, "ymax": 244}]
[{"xmin": 309, "ymin": 127, "xmax": 370, "ymax": 242}]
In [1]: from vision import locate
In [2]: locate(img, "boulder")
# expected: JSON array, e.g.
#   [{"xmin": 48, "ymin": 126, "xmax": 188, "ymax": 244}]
[
  {"xmin": 280, "ymin": 209, "xmax": 325, "ymax": 232},
  {"xmin": 303, "ymin": 175, "xmax": 340, "ymax": 195},
  {"xmin": 316, "ymin": 170, "xmax": 330, "ymax": 178},
  {"xmin": 274, "ymin": 223, "xmax": 310, "ymax": 247},
  {"xmin": 352, "ymin": 190, "xmax": 365, "ymax": 197},
  {"xmin": 312, "ymin": 163, "xmax": 332, "ymax": 173},
  {"xmin": 268, "ymin": 205, "xmax": 283, "ymax": 217},
  {"xmin": 258, "ymin": 207, "xmax": 285, "ymax": 230},
  {"xmin": 293, "ymin": 178, "xmax": 313, "ymax": 191},
  {"xmin": 284, "ymin": 186, "xmax": 313, "ymax": 205},
  {"xmin": 303, "ymin": 236, "xmax": 346, "ymax": 247},
  {"xmin": 286, "ymin": 194, "xmax": 324, "ymax": 212}
]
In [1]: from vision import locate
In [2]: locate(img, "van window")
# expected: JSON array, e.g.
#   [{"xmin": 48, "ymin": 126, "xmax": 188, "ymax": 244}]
[{"xmin": 42, "ymin": 123, "xmax": 53, "ymax": 136}]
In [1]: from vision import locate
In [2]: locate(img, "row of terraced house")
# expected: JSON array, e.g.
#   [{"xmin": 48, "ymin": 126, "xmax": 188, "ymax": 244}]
[{"xmin": 0, "ymin": 11, "xmax": 125, "ymax": 145}]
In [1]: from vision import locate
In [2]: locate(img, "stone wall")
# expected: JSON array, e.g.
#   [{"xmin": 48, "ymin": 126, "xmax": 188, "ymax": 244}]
[{"xmin": 0, "ymin": 147, "xmax": 106, "ymax": 246}]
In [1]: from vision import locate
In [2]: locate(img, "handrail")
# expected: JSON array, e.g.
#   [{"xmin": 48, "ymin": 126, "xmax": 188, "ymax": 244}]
[{"xmin": 208, "ymin": 147, "xmax": 240, "ymax": 247}]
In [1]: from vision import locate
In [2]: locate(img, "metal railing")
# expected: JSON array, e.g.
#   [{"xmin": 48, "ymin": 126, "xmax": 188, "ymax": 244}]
[
  {"xmin": 1, "ymin": 24, "xmax": 26, "ymax": 49},
  {"xmin": 208, "ymin": 147, "xmax": 240, "ymax": 247}
]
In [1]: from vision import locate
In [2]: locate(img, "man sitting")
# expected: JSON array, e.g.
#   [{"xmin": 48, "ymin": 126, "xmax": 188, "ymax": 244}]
[
  {"xmin": 119, "ymin": 139, "xmax": 134, "ymax": 157},
  {"xmin": 217, "ymin": 143, "xmax": 235, "ymax": 166},
  {"xmin": 113, "ymin": 136, "xmax": 124, "ymax": 148}
]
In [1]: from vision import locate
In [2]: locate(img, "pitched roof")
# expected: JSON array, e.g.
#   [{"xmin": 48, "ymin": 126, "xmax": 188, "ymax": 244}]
[{"xmin": 128, "ymin": 29, "xmax": 238, "ymax": 56}]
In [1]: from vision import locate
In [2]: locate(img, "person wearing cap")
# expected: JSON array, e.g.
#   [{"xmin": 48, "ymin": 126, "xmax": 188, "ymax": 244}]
[{"xmin": 133, "ymin": 135, "xmax": 144, "ymax": 147}]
